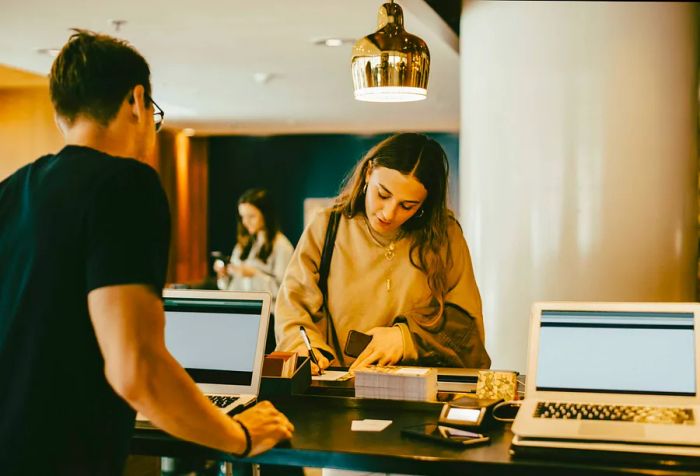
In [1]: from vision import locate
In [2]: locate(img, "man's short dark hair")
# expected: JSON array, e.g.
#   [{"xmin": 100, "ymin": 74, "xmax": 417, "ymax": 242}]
[{"xmin": 50, "ymin": 29, "xmax": 151, "ymax": 126}]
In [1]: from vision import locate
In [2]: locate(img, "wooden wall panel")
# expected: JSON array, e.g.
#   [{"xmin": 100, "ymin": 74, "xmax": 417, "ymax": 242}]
[
  {"xmin": 155, "ymin": 131, "xmax": 209, "ymax": 285},
  {"xmin": 0, "ymin": 87, "xmax": 63, "ymax": 180}
]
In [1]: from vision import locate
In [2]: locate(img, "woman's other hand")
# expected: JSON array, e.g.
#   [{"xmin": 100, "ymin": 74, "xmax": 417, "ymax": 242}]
[
  {"xmin": 350, "ymin": 326, "xmax": 403, "ymax": 370},
  {"xmin": 226, "ymin": 263, "xmax": 257, "ymax": 278},
  {"xmin": 238, "ymin": 264, "xmax": 257, "ymax": 277},
  {"xmin": 233, "ymin": 401, "xmax": 294, "ymax": 456}
]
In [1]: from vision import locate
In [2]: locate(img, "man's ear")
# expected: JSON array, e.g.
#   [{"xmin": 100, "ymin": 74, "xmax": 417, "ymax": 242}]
[{"xmin": 129, "ymin": 84, "xmax": 148, "ymax": 124}]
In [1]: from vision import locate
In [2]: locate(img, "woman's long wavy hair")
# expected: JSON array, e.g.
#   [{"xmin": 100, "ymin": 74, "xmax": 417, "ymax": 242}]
[
  {"xmin": 236, "ymin": 188, "xmax": 279, "ymax": 263},
  {"xmin": 335, "ymin": 133, "xmax": 454, "ymax": 324}
]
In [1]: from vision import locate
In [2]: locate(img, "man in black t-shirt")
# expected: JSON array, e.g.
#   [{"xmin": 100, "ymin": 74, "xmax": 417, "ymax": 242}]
[{"xmin": 0, "ymin": 31, "xmax": 292, "ymax": 475}]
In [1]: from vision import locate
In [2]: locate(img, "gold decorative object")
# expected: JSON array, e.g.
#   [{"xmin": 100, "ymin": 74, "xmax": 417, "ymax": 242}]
[
  {"xmin": 475, "ymin": 370, "xmax": 518, "ymax": 401},
  {"xmin": 351, "ymin": 1, "xmax": 430, "ymax": 102}
]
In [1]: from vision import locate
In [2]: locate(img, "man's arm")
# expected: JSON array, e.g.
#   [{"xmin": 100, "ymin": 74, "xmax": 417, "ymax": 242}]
[{"xmin": 88, "ymin": 284, "xmax": 293, "ymax": 455}]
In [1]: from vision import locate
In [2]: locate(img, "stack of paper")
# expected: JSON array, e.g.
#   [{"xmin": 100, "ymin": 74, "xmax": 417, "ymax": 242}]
[{"xmin": 354, "ymin": 366, "xmax": 437, "ymax": 402}]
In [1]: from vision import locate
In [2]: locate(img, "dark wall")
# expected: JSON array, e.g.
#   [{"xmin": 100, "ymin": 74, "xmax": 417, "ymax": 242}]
[{"xmin": 208, "ymin": 133, "xmax": 459, "ymax": 256}]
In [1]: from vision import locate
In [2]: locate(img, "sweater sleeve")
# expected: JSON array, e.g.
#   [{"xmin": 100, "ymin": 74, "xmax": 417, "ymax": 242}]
[
  {"xmin": 248, "ymin": 234, "xmax": 295, "ymax": 298},
  {"xmin": 392, "ymin": 219, "xmax": 488, "ymax": 367},
  {"xmin": 274, "ymin": 210, "xmax": 336, "ymax": 359},
  {"xmin": 445, "ymin": 221, "xmax": 484, "ymax": 342}
]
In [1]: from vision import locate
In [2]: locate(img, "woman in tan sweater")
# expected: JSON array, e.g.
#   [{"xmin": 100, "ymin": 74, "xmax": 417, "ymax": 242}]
[{"xmin": 275, "ymin": 133, "xmax": 490, "ymax": 373}]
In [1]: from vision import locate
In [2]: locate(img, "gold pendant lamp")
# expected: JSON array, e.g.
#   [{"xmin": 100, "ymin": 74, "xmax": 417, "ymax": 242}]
[{"xmin": 351, "ymin": 0, "xmax": 430, "ymax": 102}]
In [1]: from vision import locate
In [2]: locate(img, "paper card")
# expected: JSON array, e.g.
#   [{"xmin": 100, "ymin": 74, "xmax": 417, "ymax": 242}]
[
  {"xmin": 311, "ymin": 370, "xmax": 353, "ymax": 382},
  {"xmin": 351, "ymin": 419, "xmax": 392, "ymax": 432}
]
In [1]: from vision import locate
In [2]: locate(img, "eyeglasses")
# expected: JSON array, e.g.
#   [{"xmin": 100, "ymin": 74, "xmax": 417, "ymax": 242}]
[{"xmin": 149, "ymin": 97, "xmax": 165, "ymax": 133}]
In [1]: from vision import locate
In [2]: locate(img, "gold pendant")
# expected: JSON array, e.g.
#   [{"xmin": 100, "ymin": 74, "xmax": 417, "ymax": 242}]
[
  {"xmin": 386, "ymin": 278, "xmax": 391, "ymax": 292},
  {"xmin": 385, "ymin": 243, "xmax": 395, "ymax": 261}
]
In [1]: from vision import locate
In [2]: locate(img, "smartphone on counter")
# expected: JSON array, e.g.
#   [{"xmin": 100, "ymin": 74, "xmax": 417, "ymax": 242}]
[
  {"xmin": 344, "ymin": 329, "xmax": 373, "ymax": 358},
  {"xmin": 401, "ymin": 424, "xmax": 491, "ymax": 447}
]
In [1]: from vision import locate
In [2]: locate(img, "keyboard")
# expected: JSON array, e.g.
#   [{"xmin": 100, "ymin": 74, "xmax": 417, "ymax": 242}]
[
  {"xmin": 208, "ymin": 394, "xmax": 240, "ymax": 409},
  {"xmin": 534, "ymin": 402, "xmax": 694, "ymax": 425}
]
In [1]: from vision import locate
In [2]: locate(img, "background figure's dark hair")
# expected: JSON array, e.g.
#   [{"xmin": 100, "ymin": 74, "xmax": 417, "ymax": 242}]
[
  {"xmin": 237, "ymin": 188, "xmax": 279, "ymax": 263},
  {"xmin": 335, "ymin": 133, "xmax": 453, "ymax": 323},
  {"xmin": 50, "ymin": 29, "xmax": 151, "ymax": 126}
]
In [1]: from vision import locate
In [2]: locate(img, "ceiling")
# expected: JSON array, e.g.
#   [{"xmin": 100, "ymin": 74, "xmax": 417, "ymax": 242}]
[{"xmin": 0, "ymin": 0, "xmax": 459, "ymax": 135}]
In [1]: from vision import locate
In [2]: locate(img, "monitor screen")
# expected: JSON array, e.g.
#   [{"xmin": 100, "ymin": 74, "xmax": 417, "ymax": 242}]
[
  {"xmin": 535, "ymin": 310, "xmax": 696, "ymax": 396},
  {"xmin": 164, "ymin": 298, "xmax": 263, "ymax": 386}
]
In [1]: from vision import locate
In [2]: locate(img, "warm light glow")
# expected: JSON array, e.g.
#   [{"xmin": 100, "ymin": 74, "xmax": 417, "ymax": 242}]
[
  {"xmin": 182, "ymin": 128, "xmax": 196, "ymax": 136},
  {"xmin": 354, "ymin": 87, "xmax": 427, "ymax": 102},
  {"xmin": 175, "ymin": 132, "xmax": 191, "ymax": 277},
  {"xmin": 36, "ymin": 48, "xmax": 60, "ymax": 58},
  {"xmin": 324, "ymin": 38, "xmax": 343, "ymax": 47}
]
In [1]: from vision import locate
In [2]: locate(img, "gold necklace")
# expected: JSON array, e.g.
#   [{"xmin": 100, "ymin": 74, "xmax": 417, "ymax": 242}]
[
  {"xmin": 384, "ymin": 241, "xmax": 396, "ymax": 292},
  {"xmin": 366, "ymin": 220, "xmax": 401, "ymax": 292}
]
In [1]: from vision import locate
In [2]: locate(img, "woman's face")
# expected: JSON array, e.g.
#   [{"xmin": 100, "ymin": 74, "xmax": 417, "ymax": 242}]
[
  {"xmin": 238, "ymin": 203, "xmax": 265, "ymax": 235},
  {"xmin": 364, "ymin": 166, "xmax": 427, "ymax": 235}
]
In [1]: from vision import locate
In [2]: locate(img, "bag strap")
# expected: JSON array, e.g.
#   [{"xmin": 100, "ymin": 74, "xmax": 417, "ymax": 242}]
[
  {"xmin": 318, "ymin": 209, "xmax": 340, "ymax": 302},
  {"xmin": 318, "ymin": 209, "xmax": 343, "ymax": 365}
]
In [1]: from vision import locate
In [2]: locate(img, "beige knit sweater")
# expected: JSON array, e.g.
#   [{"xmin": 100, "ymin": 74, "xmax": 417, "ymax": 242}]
[{"xmin": 275, "ymin": 208, "xmax": 483, "ymax": 365}]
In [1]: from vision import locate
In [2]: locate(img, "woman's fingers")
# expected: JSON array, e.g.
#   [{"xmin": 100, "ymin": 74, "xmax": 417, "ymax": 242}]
[
  {"xmin": 376, "ymin": 354, "xmax": 393, "ymax": 367},
  {"xmin": 310, "ymin": 361, "xmax": 320, "ymax": 375},
  {"xmin": 351, "ymin": 347, "xmax": 381, "ymax": 370},
  {"xmin": 316, "ymin": 352, "xmax": 330, "ymax": 370}
]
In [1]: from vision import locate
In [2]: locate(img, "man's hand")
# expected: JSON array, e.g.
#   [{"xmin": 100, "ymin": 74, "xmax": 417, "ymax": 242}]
[
  {"xmin": 234, "ymin": 401, "xmax": 294, "ymax": 456},
  {"xmin": 350, "ymin": 326, "xmax": 403, "ymax": 370}
]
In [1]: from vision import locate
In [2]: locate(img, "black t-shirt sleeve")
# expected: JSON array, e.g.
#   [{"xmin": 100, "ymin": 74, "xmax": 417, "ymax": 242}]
[{"xmin": 85, "ymin": 161, "xmax": 171, "ymax": 295}]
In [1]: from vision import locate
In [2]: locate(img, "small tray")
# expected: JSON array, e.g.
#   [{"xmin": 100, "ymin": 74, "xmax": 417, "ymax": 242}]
[{"xmin": 259, "ymin": 355, "xmax": 311, "ymax": 397}]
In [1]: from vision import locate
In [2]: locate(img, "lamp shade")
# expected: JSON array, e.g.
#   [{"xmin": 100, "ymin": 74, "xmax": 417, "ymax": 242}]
[{"xmin": 351, "ymin": 1, "xmax": 430, "ymax": 102}]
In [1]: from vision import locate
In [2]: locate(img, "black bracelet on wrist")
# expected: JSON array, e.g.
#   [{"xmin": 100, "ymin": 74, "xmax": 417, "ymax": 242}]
[{"xmin": 233, "ymin": 417, "xmax": 252, "ymax": 458}]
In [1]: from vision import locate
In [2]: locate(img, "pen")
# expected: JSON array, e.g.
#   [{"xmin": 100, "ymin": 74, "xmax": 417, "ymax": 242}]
[{"xmin": 299, "ymin": 325, "xmax": 323, "ymax": 374}]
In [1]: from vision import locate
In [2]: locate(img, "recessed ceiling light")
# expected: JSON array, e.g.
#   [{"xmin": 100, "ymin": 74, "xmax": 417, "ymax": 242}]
[
  {"xmin": 109, "ymin": 19, "xmax": 128, "ymax": 32},
  {"xmin": 253, "ymin": 72, "xmax": 275, "ymax": 84},
  {"xmin": 182, "ymin": 128, "xmax": 196, "ymax": 137},
  {"xmin": 325, "ymin": 38, "xmax": 343, "ymax": 47},
  {"xmin": 35, "ymin": 48, "xmax": 60, "ymax": 58},
  {"xmin": 312, "ymin": 38, "xmax": 354, "ymax": 47}
]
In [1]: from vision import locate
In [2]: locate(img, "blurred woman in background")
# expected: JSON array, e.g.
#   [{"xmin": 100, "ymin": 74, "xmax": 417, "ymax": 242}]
[{"xmin": 214, "ymin": 188, "xmax": 294, "ymax": 307}]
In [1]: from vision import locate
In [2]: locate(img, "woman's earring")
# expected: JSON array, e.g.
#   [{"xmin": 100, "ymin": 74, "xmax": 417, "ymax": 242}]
[
  {"xmin": 362, "ymin": 183, "xmax": 368, "ymax": 194},
  {"xmin": 416, "ymin": 208, "xmax": 425, "ymax": 218}
]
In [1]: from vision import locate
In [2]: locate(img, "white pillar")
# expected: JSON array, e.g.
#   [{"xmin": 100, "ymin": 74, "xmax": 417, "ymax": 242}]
[{"xmin": 460, "ymin": 1, "xmax": 698, "ymax": 372}]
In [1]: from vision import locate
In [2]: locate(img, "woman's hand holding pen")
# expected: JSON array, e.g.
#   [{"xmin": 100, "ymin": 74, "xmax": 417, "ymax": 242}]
[
  {"xmin": 350, "ymin": 326, "xmax": 403, "ymax": 370},
  {"xmin": 234, "ymin": 401, "xmax": 294, "ymax": 456},
  {"xmin": 298, "ymin": 325, "xmax": 330, "ymax": 375},
  {"xmin": 300, "ymin": 347, "xmax": 330, "ymax": 375}
]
